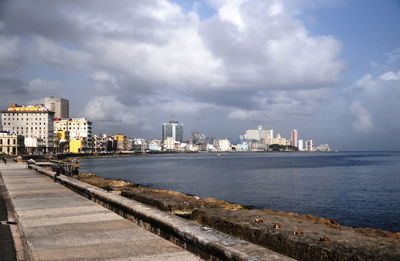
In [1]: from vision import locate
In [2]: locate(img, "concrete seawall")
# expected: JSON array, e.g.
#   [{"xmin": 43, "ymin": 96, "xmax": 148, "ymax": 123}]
[{"xmin": 28, "ymin": 164, "xmax": 292, "ymax": 260}]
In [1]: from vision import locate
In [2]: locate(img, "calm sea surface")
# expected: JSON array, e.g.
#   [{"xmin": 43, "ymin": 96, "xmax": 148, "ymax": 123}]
[{"xmin": 80, "ymin": 152, "xmax": 400, "ymax": 232}]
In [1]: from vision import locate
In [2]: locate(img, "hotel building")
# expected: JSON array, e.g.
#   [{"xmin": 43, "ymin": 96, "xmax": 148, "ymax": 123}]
[{"xmin": 1, "ymin": 104, "xmax": 54, "ymax": 153}]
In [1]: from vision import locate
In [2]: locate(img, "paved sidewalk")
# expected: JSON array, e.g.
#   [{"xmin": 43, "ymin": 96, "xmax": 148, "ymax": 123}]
[{"xmin": 1, "ymin": 163, "xmax": 200, "ymax": 260}]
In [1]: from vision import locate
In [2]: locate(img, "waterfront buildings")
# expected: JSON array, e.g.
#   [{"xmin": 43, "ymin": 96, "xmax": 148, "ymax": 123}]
[
  {"xmin": 0, "ymin": 132, "xmax": 25, "ymax": 155},
  {"xmin": 162, "ymin": 120, "xmax": 183, "ymax": 143},
  {"xmin": 44, "ymin": 96, "xmax": 69, "ymax": 119},
  {"xmin": 315, "ymin": 144, "xmax": 330, "ymax": 152},
  {"xmin": 114, "ymin": 134, "xmax": 128, "ymax": 151},
  {"xmin": 1, "ymin": 104, "xmax": 54, "ymax": 153},
  {"xmin": 241, "ymin": 125, "xmax": 273, "ymax": 143},
  {"xmin": 149, "ymin": 139, "xmax": 162, "ymax": 151},
  {"xmin": 218, "ymin": 139, "xmax": 232, "ymax": 152},
  {"xmin": 164, "ymin": 136, "xmax": 176, "ymax": 151},
  {"xmin": 305, "ymin": 140, "xmax": 313, "ymax": 151},
  {"xmin": 54, "ymin": 130, "xmax": 70, "ymax": 153},
  {"xmin": 291, "ymin": 129, "xmax": 298, "ymax": 148},
  {"xmin": 298, "ymin": 139, "xmax": 304, "ymax": 151},
  {"xmin": 54, "ymin": 118, "xmax": 93, "ymax": 153}
]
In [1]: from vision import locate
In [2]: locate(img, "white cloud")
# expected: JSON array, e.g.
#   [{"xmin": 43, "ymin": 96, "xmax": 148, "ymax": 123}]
[
  {"xmin": 84, "ymin": 96, "xmax": 139, "ymax": 124},
  {"xmin": 349, "ymin": 101, "xmax": 372, "ymax": 132},
  {"xmin": 36, "ymin": 37, "xmax": 91, "ymax": 68},
  {"xmin": 380, "ymin": 71, "xmax": 400, "ymax": 81}
]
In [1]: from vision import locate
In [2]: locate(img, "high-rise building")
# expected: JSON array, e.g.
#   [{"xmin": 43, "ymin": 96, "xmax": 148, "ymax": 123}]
[
  {"xmin": 44, "ymin": 96, "xmax": 69, "ymax": 119},
  {"xmin": 1, "ymin": 104, "xmax": 54, "ymax": 153},
  {"xmin": 162, "ymin": 120, "xmax": 183, "ymax": 142},
  {"xmin": 305, "ymin": 139, "xmax": 313, "ymax": 151},
  {"xmin": 298, "ymin": 139, "xmax": 304, "ymax": 151},
  {"xmin": 291, "ymin": 129, "xmax": 298, "ymax": 148}
]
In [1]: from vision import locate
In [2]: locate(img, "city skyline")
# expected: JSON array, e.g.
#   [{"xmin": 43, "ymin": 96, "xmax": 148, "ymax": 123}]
[{"xmin": 0, "ymin": 0, "xmax": 399, "ymax": 150}]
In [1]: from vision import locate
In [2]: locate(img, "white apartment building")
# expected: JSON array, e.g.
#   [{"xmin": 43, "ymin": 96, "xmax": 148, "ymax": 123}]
[
  {"xmin": 242, "ymin": 126, "xmax": 274, "ymax": 143},
  {"xmin": 54, "ymin": 118, "xmax": 93, "ymax": 150},
  {"xmin": 1, "ymin": 104, "xmax": 54, "ymax": 153},
  {"xmin": 298, "ymin": 139, "xmax": 304, "ymax": 151}
]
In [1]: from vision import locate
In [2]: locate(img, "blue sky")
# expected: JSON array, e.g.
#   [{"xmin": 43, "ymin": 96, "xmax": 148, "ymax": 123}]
[{"xmin": 0, "ymin": 0, "xmax": 399, "ymax": 150}]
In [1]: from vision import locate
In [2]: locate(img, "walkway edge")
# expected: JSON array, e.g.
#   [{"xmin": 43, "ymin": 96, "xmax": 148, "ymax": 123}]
[
  {"xmin": 0, "ymin": 170, "xmax": 32, "ymax": 261},
  {"xmin": 29, "ymin": 164, "xmax": 293, "ymax": 261}
]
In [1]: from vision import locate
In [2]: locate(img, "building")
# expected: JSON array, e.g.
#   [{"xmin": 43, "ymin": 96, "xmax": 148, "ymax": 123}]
[
  {"xmin": 218, "ymin": 139, "xmax": 232, "ymax": 152},
  {"xmin": 54, "ymin": 118, "xmax": 93, "ymax": 152},
  {"xmin": 291, "ymin": 129, "xmax": 298, "ymax": 148},
  {"xmin": 271, "ymin": 133, "xmax": 290, "ymax": 146},
  {"xmin": 164, "ymin": 136, "xmax": 176, "ymax": 151},
  {"xmin": 298, "ymin": 139, "xmax": 304, "ymax": 151},
  {"xmin": 242, "ymin": 126, "xmax": 273, "ymax": 143},
  {"xmin": 1, "ymin": 104, "xmax": 54, "ymax": 153},
  {"xmin": 149, "ymin": 139, "xmax": 162, "ymax": 151},
  {"xmin": 54, "ymin": 130, "xmax": 70, "ymax": 153},
  {"xmin": 69, "ymin": 139, "xmax": 83, "ymax": 154},
  {"xmin": 44, "ymin": 96, "xmax": 69, "ymax": 119},
  {"xmin": 305, "ymin": 140, "xmax": 313, "ymax": 151},
  {"xmin": 0, "ymin": 132, "xmax": 25, "ymax": 155},
  {"xmin": 315, "ymin": 144, "xmax": 330, "ymax": 152},
  {"xmin": 162, "ymin": 120, "xmax": 183, "ymax": 142},
  {"xmin": 114, "ymin": 134, "xmax": 127, "ymax": 151}
]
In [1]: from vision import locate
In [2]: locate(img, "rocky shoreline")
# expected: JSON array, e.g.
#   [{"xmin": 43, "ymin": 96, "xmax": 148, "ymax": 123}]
[{"xmin": 74, "ymin": 172, "xmax": 400, "ymax": 260}]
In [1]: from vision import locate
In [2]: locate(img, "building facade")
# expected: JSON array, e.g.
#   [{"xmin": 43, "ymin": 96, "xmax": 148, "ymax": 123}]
[
  {"xmin": 298, "ymin": 139, "xmax": 304, "ymax": 151},
  {"xmin": 114, "ymin": 134, "xmax": 127, "ymax": 151},
  {"xmin": 54, "ymin": 118, "xmax": 92, "ymax": 152},
  {"xmin": 162, "ymin": 120, "xmax": 183, "ymax": 142},
  {"xmin": 305, "ymin": 139, "xmax": 313, "ymax": 151},
  {"xmin": 291, "ymin": 129, "xmax": 298, "ymax": 148},
  {"xmin": 44, "ymin": 96, "xmax": 69, "ymax": 119},
  {"xmin": 0, "ymin": 132, "xmax": 25, "ymax": 155},
  {"xmin": 1, "ymin": 104, "xmax": 54, "ymax": 153},
  {"xmin": 242, "ymin": 126, "xmax": 273, "ymax": 143}
]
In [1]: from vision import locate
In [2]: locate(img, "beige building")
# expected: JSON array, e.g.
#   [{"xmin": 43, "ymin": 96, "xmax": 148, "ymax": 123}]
[
  {"xmin": 1, "ymin": 104, "xmax": 54, "ymax": 153},
  {"xmin": 44, "ymin": 96, "xmax": 69, "ymax": 119},
  {"xmin": 0, "ymin": 132, "xmax": 25, "ymax": 155},
  {"xmin": 54, "ymin": 118, "xmax": 92, "ymax": 152}
]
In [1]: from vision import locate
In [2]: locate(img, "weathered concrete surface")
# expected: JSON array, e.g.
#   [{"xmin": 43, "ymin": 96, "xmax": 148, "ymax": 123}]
[
  {"xmin": 75, "ymin": 170, "xmax": 400, "ymax": 261},
  {"xmin": 191, "ymin": 209, "xmax": 400, "ymax": 261},
  {"xmin": 30, "ymin": 164, "xmax": 294, "ymax": 260},
  {"xmin": 0, "ymin": 162, "xmax": 30, "ymax": 261},
  {"xmin": 1, "ymin": 166, "xmax": 200, "ymax": 260}
]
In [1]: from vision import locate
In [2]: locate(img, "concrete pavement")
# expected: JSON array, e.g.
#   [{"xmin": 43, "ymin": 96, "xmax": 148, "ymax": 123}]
[{"xmin": 0, "ymin": 162, "xmax": 200, "ymax": 260}]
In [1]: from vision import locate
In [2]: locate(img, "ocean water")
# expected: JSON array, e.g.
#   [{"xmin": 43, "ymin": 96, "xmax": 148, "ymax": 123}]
[{"xmin": 80, "ymin": 152, "xmax": 400, "ymax": 232}]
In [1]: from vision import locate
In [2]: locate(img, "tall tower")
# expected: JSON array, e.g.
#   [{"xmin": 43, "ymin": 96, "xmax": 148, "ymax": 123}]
[
  {"xmin": 162, "ymin": 120, "xmax": 183, "ymax": 142},
  {"xmin": 44, "ymin": 96, "xmax": 69, "ymax": 119},
  {"xmin": 291, "ymin": 129, "xmax": 298, "ymax": 148}
]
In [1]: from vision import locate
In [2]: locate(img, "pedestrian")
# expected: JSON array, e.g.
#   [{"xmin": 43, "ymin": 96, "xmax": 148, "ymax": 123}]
[{"xmin": 3, "ymin": 156, "xmax": 7, "ymax": 165}]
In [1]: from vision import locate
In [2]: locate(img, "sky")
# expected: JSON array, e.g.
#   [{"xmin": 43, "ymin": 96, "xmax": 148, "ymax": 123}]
[{"xmin": 0, "ymin": 0, "xmax": 399, "ymax": 150}]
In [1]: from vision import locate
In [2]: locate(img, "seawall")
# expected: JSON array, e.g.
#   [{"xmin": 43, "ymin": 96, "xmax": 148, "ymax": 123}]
[{"xmin": 28, "ymin": 163, "xmax": 292, "ymax": 260}]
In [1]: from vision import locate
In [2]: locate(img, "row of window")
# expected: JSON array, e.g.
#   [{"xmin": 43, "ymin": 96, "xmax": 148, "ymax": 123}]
[{"xmin": 0, "ymin": 139, "xmax": 17, "ymax": 145}]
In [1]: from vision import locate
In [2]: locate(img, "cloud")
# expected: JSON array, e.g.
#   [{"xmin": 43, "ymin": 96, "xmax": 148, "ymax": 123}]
[
  {"xmin": 1, "ymin": 0, "xmax": 348, "ymax": 139},
  {"xmin": 346, "ymin": 66, "xmax": 400, "ymax": 134},
  {"xmin": 380, "ymin": 71, "xmax": 400, "ymax": 81},
  {"xmin": 349, "ymin": 101, "xmax": 372, "ymax": 132},
  {"xmin": 83, "ymin": 96, "xmax": 139, "ymax": 124},
  {"xmin": 0, "ymin": 35, "xmax": 22, "ymax": 69}
]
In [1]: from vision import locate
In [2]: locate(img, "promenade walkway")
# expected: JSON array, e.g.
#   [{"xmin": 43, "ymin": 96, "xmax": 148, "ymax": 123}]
[{"xmin": 0, "ymin": 162, "xmax": 200, "ymax": 260}]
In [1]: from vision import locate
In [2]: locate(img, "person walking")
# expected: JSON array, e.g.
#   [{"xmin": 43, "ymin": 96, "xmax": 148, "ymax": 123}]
[{"xmin": 3, "ymin": 156, "xmax": 7, "ymax": 165}]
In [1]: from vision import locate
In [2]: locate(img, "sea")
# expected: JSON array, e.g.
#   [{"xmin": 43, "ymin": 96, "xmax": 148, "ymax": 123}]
[{"xmin": 80, "ymin": 151, "xmax": 400, "ymax": 232}]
